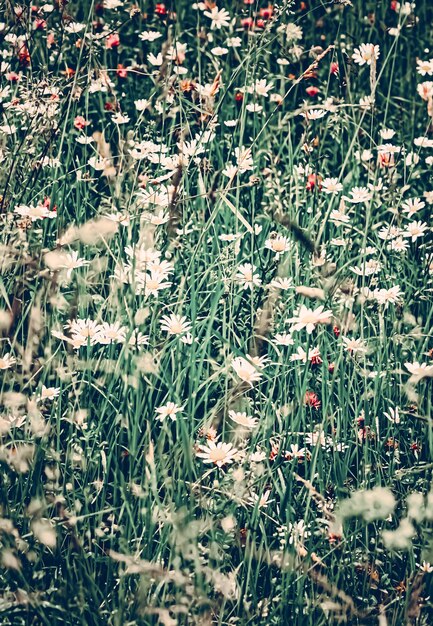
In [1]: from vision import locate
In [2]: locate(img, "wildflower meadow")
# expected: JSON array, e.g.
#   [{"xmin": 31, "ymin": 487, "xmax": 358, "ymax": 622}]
[{"xmin": 1, "ymin": 0, "xmax": 433, "ymax": 624}]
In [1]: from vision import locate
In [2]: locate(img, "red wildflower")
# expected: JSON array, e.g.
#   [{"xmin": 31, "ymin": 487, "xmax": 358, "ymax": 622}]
[
  {"xmin": 6, "ymin": 72, "xmax": 20, "ymax": 82},
  {"xmin": 306, "ymin": 173, "xmax": 321, "ymax": 191},
  {"xmin": 62, "ymin": 67, "xmax": 76, "ymax": 78},
  {"xmin": 305, "ymin": 391, "xmax": 321, "ymax": 409},
  {"xmin": 18, "ymin": 46, "xmax": 31, "ymax": 66},
  {"xmin": 34, "ymin": 19, "xmax": 47, "ymax": 30},
  {"xmin": 74, "ymin": 116, "xmax": 89, "ymax": 130},
  {"xmin": 241, "ymin": 17, "xmax": 255, "ymax": 29},
  {"xmin": 269, "ymin": 444, "xmax": 279, "ymax": 461},
  {"xmin": 106, "ymin": 33, "xmax": 120, "ymax": 49},
  {"xmin": 43, "ymin": 197, "xmax": 56, "ymax": 212},
  {"xmin": 155, "ymin": 3, "xmax": 168, "ymax": 15},
  {"xmin": 116, "ymin": 64, "xmax": 128, "ymax": 78},
  {"xmin": 259, "ymin": 5, "xmax": 274, "ymax": 19}
]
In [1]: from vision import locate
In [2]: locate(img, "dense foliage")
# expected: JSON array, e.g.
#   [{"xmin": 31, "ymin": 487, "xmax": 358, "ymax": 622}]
[{"xmin": 1, "ymin": 0, "xmax": 433, "ymax": 624}]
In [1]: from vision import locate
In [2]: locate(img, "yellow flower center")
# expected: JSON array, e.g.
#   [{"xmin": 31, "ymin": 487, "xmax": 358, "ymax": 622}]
[{"xmin": 210, "ymin": 448, "xmax": 228, "ymax": 463}]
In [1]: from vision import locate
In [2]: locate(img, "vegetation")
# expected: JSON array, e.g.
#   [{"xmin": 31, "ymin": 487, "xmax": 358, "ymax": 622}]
[{"xmin": 0, "ymin": 0, "xmax": 433, "ymax": 624}]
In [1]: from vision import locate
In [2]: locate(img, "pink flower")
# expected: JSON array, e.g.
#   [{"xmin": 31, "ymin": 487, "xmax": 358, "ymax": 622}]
[{"xmin": 106, "ymin": 33, "xmax": 120, "ymax": 49}]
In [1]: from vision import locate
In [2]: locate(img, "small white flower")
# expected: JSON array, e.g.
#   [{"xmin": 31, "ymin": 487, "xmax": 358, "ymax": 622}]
[
  {"xmin": 401, "ymin": 198, "xmax": 425, "ymax": 217},
  {"xmin": 405, "ymin": 361, "xmax": 433, "ymax": 383},
  {"xmin": 155, "ymin": 402, "xmax": 184, "ymax": 422},
  {"xmin": 112, "ymin": 112, "xmax": 130, "ymax": 124},
  {"xmin": 341, "ymin": 336, "xmax": 368, "ymax": 355},
  {"xmin": 384, "ymin": 407, "xmax": 401, "ymax": 424},
  {"xmin": 39, "ymin": 385, "xmax": 61, "ymax": 401},
  {"xmin": 265, "ymin": 234, "xmax": 292, "ymax": 254},
  {"xmin": 273, "ymin": 333, "xmax": 295, "ymax": 347},
  {"xmin": 0, "ymin": 353, "xmax": 16, "ymax": 370},
  {"xmin": 287, "ymin": 305, "xmax": 332, "ymax": 334},
  {"xmin": 301, "ymin": 108, "xmax": 327, "ymax": 120},
  {"xmin": 321, "ymin": 177, "xmax": 343, "ymax": 195},
  {"xmin": 147, "ymin": 52, "xmax": 163, "ymax": 67},
  {"xmin": 228, "ymin": 411, "xmax": 258, "ymax": 429},
  {"xmin": 403, "ymin": 220, "xmax": 428, "ymax": 242},
  {"xmin": 139, "ymin": 31, "xmax": 162, "ymax": 42},
  {"xmin": 226, "ymin": 37, "xmax": 242, "ymax": 48},
  {"xmin": 203, "ymin": 7, "xmax": 230, "ymax": 30},
  {"xmin": 196, "ymin": 441, "xmax": 238, "ymax": 468},
  {"xmin": 417, "ymin": 59, "xmax": 433, "ymax": 76},
  {"xmin": 135, "ymin": 98, "xmax": 151, "ymax": 112},
  {"xmin": 235, "ymin": 263, "xmax": 262, "ymax": 290},
  {"xmin": 160, "ymin": 314, "xmax": 192, "ymax": 336},
  {"xmin": 344, "ymin": 186, "xmax": 372, "ymax": 204},
  {"xmin": 352, "ymin": 43, "xmax": 380, "ymax": 66},
  {"xmin": 373, "ymin": 285, "xmax": 402, "ymax": 307},
  {"xmin": 419, "ymin": 561, "xmax": 433, "ymax": 573},
  {"xmin": 211, "ymin": 46, "xmax": 228, "ymax": 57},
  {"xmin": 249, "ymin": 490, "xmax": 273, "ymax": 508},
  {"xmin": 231, "ymin": 356, "xmax": 263, "ymax": 386},
  {"xmin": 269, "ymin": 277, "xmax": 293, "ymax": 291}
]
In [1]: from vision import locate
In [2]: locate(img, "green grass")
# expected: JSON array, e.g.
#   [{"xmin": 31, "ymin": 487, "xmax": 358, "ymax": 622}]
[{"xmin": 0, "ymin": 0, "xmax": 433, "ymax": 624}]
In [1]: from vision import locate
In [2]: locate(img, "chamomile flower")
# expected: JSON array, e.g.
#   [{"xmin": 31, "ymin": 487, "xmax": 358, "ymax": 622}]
[
  {"xmin": 235, "ymin": 264, "xmax": 262, "ymax": 290},
  {"xmin": 405, "ymin": 361, "xmax": 433, "ymax": 382},
  {"xmin": 203, "ymin": 6, "xmax": 230, "ymax": 30},
  {"xmin": 273, "ymin": 333, "xmax": 295, "ymax": 346},
  {"xmin": 139, "ymin": 31, "xmax": 162, "ymax": 42},
  {"xmin": 0, "ymin": 353, "xmax": 16, "ymax": 370},
  {"xmin": 321, "ymin": 177, "xmax": 343, "ymax": 195},
  {"xmin": 160, "ymin": 314, "xmax": 192, "ymax": 335},
  {"xmin": 96, "ymin": 322, "xmax": 127, "ymax": 344},
  {"xmin": 269, "ymin": 277, "xmax": 293, "ymax": 290},
  {"xmin": 342, "ymin": 336, "xmax": 368, "ymax": 355},
  {"xmin": 249, "ymin": 490, "xmax": 273, "ymax": 508},
  {"xmin": 196, "ymin": 441, "xmax": 238, "ymax": 468},
  {"xmin": 344, "ymin": 186, "xmax": 372, "ymax": 204},
  {"xmin": 139, "ymin": 271, "xmax": 172, "ymax": 297},
  {"xmin": 39, "ymin": 386, "xmax": 61, "ymax": 401},
  {"xmin": 387, "ymin": 237, "xmax": 409, "ymax": 253},
  {"xmin": 352, "ymin": 43, "xmax": 380, "ymax": 66},
  {"xmin": 265, "ymin": 234, "xmax": 292, "ymax": 255},
  {"xmin": 403, "ymin": 220, "xmax": 428, "ymax": 242},
  {"xmin": 416, "ymin": 59, "xmax": 433, "ymax": 76},
  {"xmin": 67, "ymin": 318, "xmax": 100, "ymax": 345},
  {"xmin": 155, "ymin": 402, "xmax": 184, "ymax": 422},
  {"xmin": 401, "ymin": 198, "xmax": 425, "ymax": 217},
  {"xmin": 374, "ymin": 286, "xmax": 402, "ymax": 307},
  {"xmin": 287, "ymin": 305, "xmax": 332, "ymax": 334},
  {"xmin": 14, "ymin": 203, "xmax": 56, "ymax": 221},
  {"xmin": 231, "ymin": 356, "xmax": 263, "ymax": 386},
  {"xmin": 384, "ymin": 407, "xmax": 401, "ymax": 424},
  {"xmin": 228, "ymin": 411, "xmax": 259, "ymax": 429}
]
